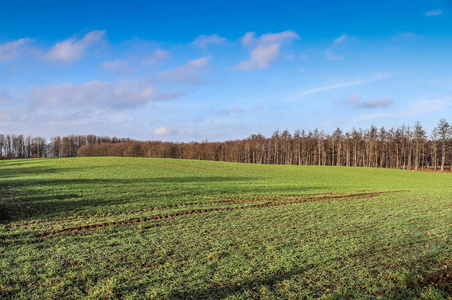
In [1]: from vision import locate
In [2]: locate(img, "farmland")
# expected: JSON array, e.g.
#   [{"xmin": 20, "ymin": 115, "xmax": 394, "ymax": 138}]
[{"xmin": 0, "ymin": 157, "xmax": 451, "ymax": 299}]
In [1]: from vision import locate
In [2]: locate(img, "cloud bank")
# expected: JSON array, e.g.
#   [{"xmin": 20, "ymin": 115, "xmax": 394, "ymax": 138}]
[{"xmin": 30, "ymin": 79, "xmax": 179, "ymax": 109}]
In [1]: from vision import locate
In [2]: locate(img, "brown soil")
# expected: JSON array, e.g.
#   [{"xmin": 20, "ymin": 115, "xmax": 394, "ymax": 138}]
[
  {"xmin": 35, "ymin": 191, "xmax": 390, "ymax": 238},
  {"xmin": 419, "ymin": 258, "xmax": 452, "ymax": 293}
]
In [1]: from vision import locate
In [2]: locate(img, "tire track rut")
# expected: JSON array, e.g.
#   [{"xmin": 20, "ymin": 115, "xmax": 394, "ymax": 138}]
[
  {"xmin": 35, "ymin": 191, "xmax": 393, "ymax": 237},
  {"xmin": 13, "ymin": 192, "xmax": 344, "ymax": 228}
]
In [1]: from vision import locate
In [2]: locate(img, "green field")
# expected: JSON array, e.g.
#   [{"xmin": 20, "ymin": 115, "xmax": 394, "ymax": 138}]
[{"xmin": 0, "ymin": 157, "xmax": 451, "ymax": 299}]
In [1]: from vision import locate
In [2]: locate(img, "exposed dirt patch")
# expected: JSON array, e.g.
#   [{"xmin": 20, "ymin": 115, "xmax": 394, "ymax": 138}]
[{"xmin": 419, "ymin": 258, "xmax": 452, "ymax": 293}]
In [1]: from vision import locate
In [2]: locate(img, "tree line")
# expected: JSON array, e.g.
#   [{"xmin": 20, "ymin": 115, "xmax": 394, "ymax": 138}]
[
  {"xmin": 2, "ymin": 119, "xmax": 452, "ymax": 171},
  {"xmin": 0, "ymin": 134, "xmax": 130, "ymax": 159}
]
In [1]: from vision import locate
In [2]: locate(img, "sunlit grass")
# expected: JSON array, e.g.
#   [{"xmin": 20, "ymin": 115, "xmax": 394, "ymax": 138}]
[{"xmin": 1, "ymin": 157, "xmax": 451, "ymax": 299}]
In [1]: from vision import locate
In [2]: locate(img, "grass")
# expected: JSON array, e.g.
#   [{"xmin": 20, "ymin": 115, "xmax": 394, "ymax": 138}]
[{"xmin": 0, "ymin": 157, "xmax": 451, "ymax": 299}]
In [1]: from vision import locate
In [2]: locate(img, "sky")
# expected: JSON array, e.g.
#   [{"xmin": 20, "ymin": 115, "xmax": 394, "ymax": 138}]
[{"xmin": 1, "ymin": 0, "xmax": 451, "ymax": 142}]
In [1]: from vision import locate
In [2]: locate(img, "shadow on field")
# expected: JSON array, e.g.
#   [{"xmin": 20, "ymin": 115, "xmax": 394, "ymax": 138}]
[
  {"xmin": 164, "ymin": 259, "xmax": 452, "ymax": 299},
  {"xmin": 168, "ymin": 265, "xmax": 313, "ymax": 299},
  {"xmin": 1, "ymin": 167, "xmax": 323, "ymax": 223},
  {"xmin": 0, "ymin": 166, "xmax": 73, "ymax": 179}
]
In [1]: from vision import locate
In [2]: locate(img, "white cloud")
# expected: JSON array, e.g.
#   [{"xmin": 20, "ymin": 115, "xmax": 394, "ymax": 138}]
[
  {"xmin": 241, "ymin": 32, "xmax": 256, "ymax": 46},
  {"xmin": 234, "ymin": 43, "xmax": 280, "ymax": 70},
  {"xmin": 234, "ymin": 30, "xmax": 299, "ymax": 70},
  {"xmin": 45, "ymin": 30, "xmax": 106, "ymax": 63},
  {"xmin": 334, "ymin": 34, "xmax": 348, "ymax": 46},
  {"xmin": 0, "ymin": 78, "xmax": 184, "ymax": 139},
  {"xmin": 259, "ymin": 31, "xmax": 299, "ymax": 44},
  {"xmin": 153, "ymin": 126, "xmax": 171, "ymax": 136},
  {"xmin": 192, "ymin": 34, "xmax": 226, "ymax": 47},
  {"xmin": 0, "ymin": 38, "xmax": 32, "ymax": 61},
  {"xmin": 426, "ymin": 9, "xmax": 442, "ymax": 16},
  {"xmin": 161, "ymin": 57, "xmax": 210, "ymax": 84}
]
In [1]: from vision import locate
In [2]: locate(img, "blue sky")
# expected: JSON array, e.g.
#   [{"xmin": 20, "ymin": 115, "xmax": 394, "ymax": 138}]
[{"xmin": 1, "ymin": 0, "xmax": 451, "ymax": 141}]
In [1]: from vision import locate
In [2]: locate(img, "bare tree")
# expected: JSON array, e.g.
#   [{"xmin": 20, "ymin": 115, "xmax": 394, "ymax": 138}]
[{"xmin": 433, "ymin": 119, "xmax": 451, "ymax": 171}]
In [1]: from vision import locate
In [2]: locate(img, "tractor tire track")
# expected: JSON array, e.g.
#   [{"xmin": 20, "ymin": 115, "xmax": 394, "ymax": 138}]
[
  {"xmin": 15, "ymin": 191, "xmax": 405, "ymax": 229},
  {"xmin": 35, "ymin": 191, "xmax": 392, "ymax": 238},
  {"xmin": 13, "ymin": 193, "xmax": 342, "ymax": 228}
]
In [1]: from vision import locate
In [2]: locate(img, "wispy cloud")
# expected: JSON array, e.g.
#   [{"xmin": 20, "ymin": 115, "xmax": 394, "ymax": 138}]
[
  {"xmin": 0, "ymin": 38, "xmax": 32, "ymax": 61},
  {"xmin": 289, "ymin": 80, "xmax": 368, "ymax": 101},
  {"xmin": 344, "ymin": 94, "xmax": 393, "ymax": 108},
  {"xmin": 234, "ymin": 30, "xmax": 299, "ymax": 70},
  {"xmin": 334, "ymin": 34, "xmax": 348, "ymax": 46},
  {"xmin": 325, "ymin": 33, "xmax": 352, "ymax": 61},
  {"xmin": 192, "ymin": 34, "xmax": 226, "ymax": 47},
  {"xmin": 353, "ymin": 94, "xmax": 452, "ymax": 122},
  {"xmin": 161, "ymin": 57, "xmax": 210, "ymax": 84},
  {"xmin": 289, "ymin": 72, "xmax": 390, "ymax": 101},
  {"xmin": 45, "ymin": 30, "xmax": 106, "ymax": 63},
  {"xmin": 426, "ymin": 9, "xmax": 443, "ymax": 17}
]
